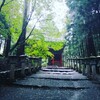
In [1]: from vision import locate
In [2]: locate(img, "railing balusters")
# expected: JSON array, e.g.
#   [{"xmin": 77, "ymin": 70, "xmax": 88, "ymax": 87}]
[
  {"xmin": 0, "ymin": 56, "xmax": 42, "ymax": 81},
  {"xmin": 65, "ymin": 56, "xmax": 100, "ymax": 80}
]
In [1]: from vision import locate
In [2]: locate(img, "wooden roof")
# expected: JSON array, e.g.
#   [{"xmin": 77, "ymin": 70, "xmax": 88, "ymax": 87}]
[{"xmin": 49, "ymin": 47, "xmax": 64, "ymax": 54}]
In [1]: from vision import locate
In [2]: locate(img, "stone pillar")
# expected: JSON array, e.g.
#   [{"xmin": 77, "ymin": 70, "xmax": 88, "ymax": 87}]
[
  {"xmin": 68, "ymin": 59, "xmax": 70, "ymax": 68},
  {"xmin": 20, "ymin": 55, "xmax": 27, "ymax": 77},
  {"xmin": 73, "ymin": 59, "xmax": 75, "ymax": 70},
  {"xmin": 85, "ymin": 59, "xmax": 91, "ymax": 77},
  {"xmin": 97, "ymin": 61, "xmax": 100, "ymax": 74},
  {"xmin": 74, "ymin": 59, "xmax": 76, "ymax": 70},
  {"xmin": 76, "ymin": 59, "xmax": 79, "ymax": 71},
  {"xmin": 70, "ymin": 59, "xmax": 72, "ymax": 69},
  {"xmin": 71, "ymin": 59, "xmax": 74, "ymax": 69},
  {"xmin": 28, "ymin": 57, "xmax": 32, "ymax": 74},
  {"xmin": 67, "ymin": 59, "xmax": 69, "ymax": 68},
  {"xmin": 82, "ymin": 60, "xmax": 86, "ymax": 75},
  {"xmin": 38, "ymin": 58, "xmax": 42, "ymax": 69},
  {"xmin": 9, "ymin": 56, "xmax": 18, "ymax": 80},
  {"xmin": 75, "ymin": 59, "xmax": 78, "ymax": 71},
  {"xmin": 78, "ymin": 59, "xmax": 82, "ymax": 73},
  {"xmin": 31, "ymin": 57, "xmax": 40, "ymax": 71},
  {"xmin": 90, "ymin": 58, "xmax": 97, "ymax": 78},
  {"xmin": 69, "ymin": 59, "xmax": 71, "ymax": 68},
  {"xmin": 34, "ymin": 58, "xmax": 38, "ymax": 70}
]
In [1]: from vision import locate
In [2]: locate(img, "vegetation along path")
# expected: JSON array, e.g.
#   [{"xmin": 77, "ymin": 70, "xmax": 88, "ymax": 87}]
[{"xmin": 0, "ymin": 66, "xmax": 100, "ymax": 100}]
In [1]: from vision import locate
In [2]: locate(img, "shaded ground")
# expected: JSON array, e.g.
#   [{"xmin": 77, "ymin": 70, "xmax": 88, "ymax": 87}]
[{"xmin": 0, "ymin": 66, "xmax": 100, "ymax": 100}]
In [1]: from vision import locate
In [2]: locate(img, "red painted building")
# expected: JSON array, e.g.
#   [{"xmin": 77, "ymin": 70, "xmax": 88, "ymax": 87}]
[{"xmin": 48, "ymin": 48, "xmax": 64, "ymax": 67}]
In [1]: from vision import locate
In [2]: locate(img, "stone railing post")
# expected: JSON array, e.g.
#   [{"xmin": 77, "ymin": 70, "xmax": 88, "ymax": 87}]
[
  {"xmin": 70, "ymin": 59, "xmax": 73, "ymax": 69},
  {"xmin": 75, "ymin": 59, "xmax": 78, "ymax": 71},
  {"xmin": 97, "ymin": 60, "xmax": 100, "ymax": 74},
  {"xmin": 38, "ymin": 58, "xmax": 42, "ymax": 69},
  {"xmin": 82, "ymin": 59, "xmax": 86, "ymax": 75},
  {"xmin": 73, "ymin": 59, "xmax": 76, "ymax": 70},
  {"xmin": 97, "ymin": 56, "xmax": 100, "ymax": 74},
  {"xmin": 20, "ymin": 55, "xmax": 27, "ymax": 77},
  {"xmin": 28, "ymin": 57, "xmax": 32, "ymax": 74},
  {"xmin": 67, "ymin": 59, "xmax": 69, "ymax": 68},
  {"xmin": 85, "ymin": 58, "xmax": 91, "ymax": 77},
  {"xmin": 71, "ymin": 59, "xmax": 74, "ymax": 69},
  {"xmin": 72, "ymin": 59, "xmax": 74, "ymax": 69},
  {"xmin": 9, "ymin": 56, "xmax": 18, "ymax": 80},
  {"xmin": 90, "ymin": 57, "xmax": 97, "ymax": 79},
  {"xmin": 68, "ymin": 59, "xmax": 70, "ymax": 68},
  {"xmin": 78, "ymin": 59, "xmax": 82, "ymax": 73},
  {"xmin": 68, "ymin": 59, "xmax": 71, "ymax": 68},
  {"xmin": 33, "ymin": 58, "xmax": 38, "ymax": 70},
  {"xmin": 77, "ymin": 59, "xmax": 80, "ymax": 71},
  {"xmin": 31, "ymin": 58, "xmax": 40, "ymax": 71}
]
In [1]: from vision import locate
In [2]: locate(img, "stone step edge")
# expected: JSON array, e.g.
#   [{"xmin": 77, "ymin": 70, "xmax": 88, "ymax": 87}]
[
  {"xmin": 12, "ymin": 83, "xmax": 89, "ymax": 90},
  {"xmin": 27, "ymin": 77, "xmax": 89, "ymax": 81}
]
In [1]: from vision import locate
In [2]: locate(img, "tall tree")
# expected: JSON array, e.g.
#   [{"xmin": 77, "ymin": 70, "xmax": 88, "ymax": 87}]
[{"xmin": 65, "ymin": 0, "xmax": 100, "ymax": 58}]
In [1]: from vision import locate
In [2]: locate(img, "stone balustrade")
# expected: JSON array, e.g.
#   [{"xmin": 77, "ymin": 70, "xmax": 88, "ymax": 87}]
[
  {"xmin": 65, "ymin": 56, "xmax": 100, "ymax": 80},
  {"xmin": 0, "ymin": 55, "xmax": 42, "ymax": 81}
]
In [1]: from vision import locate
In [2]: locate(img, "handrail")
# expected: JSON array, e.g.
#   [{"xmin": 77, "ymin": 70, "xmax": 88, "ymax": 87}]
[
  {"xmin": 0, "ymin": 55, "xmax": 42, "ymax": 81},
  {"xmin": 64, "ymin": 56, "xmax": 100, "ymax": 80}
]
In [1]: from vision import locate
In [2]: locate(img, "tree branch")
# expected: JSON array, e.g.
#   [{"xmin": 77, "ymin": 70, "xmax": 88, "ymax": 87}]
[
  {"xmin": 4, "ymin": 0, "xmax": 14, "ymax": 6},
  {"xmin": 0, "ymin": 0, "xmax": 5, "ymax": 12},
  {"xmin": 25, "ymin": 14, "xmax": 43, "ymax": 41},
  {"xmin": 10, "ymin": 0, "xmax": 36, "ymax": 53}
]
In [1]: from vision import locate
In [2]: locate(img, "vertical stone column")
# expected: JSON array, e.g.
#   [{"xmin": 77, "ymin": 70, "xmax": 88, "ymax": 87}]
[
  {"xmin": 38, "ymin": 57, "xmax": 42, "ymax": 70},
  {"xmin": 97, "ymin": 60, "xmax": 100, "ymax": 74},
  {"xmin": 78, "ymin": 59, "xmax": 82, "ymax": 73},
  {"xmin": 67, "ymin": 59, "xmax": 69, "ymax": 68},
  {"xmin": 85, "ymin": 58, "xmax": 91, "ymax": 77},
  {"xmin": 77, "ymin": 59, "xmax": 79, "ymax": 71},
  {"xmin": 34, "ymin": 58, "xmax": 38, "ymax": 70},
  {"xmin": 31, "ymin": 57, "xmax": 41, "ymax": 71},
  {"xmin": 9, "ymin": 56, "xmax": 18, "ymax": 80},
  {"xmin": 76, "ymin": 59, "xmax": 78, "ymax": 71},
  {"xmin": 68, "ymin": 59, "xmax": 70, "ymax": 68},
  {"xmin": 28, "ymin": 57, "xmax": 32, "ymax": 74},
  {"xmin": 20, "ymin": 55, "xmax": 27, "ymax": 77},
  {"xmin": 70, "ymin": 59, "xmax": 72, "ymax": 69},
  {"xmin": 71, "ymin": 59, "xmax": 74, "ymax": 69},
  {"xmin": 69, "ymin": 59, "xmax": 71, "ymax": 68},
  {"xmin": 82, "ymin": 59, "xmax": 86, "ymax": 75},
  {"xmin": 90, "ymin": 58, "xmax": 97, "ymax": 79},
  {"xmin": 73, "ymin": 59, "xmax": 75, "ymax": 69},
  {"xmin": 74, "ymin": 59, "xmax": 76, "ymax": 70}
]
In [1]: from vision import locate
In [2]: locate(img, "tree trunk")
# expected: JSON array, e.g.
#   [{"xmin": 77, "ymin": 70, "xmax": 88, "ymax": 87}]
[
  {"xmin": 3, "ymin": 35, "xmax": 11, "ymax": 57},
  {"xmin": 86, "ymin": 31, "xmax": 97, "ymax": 57},
  {"xmin": 16, "ymin": 0, "xmax": 28, "ymax": 56}
]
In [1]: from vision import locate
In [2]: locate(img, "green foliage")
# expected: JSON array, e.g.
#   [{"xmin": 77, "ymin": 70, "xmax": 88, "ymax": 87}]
[
  {"xmin": 64, "ymin": 0, "xmax": 100, "ymax": 57},
  {"xmin": 25, "ymin": 39, "xmax": 53, "ymax": 59},
  {"xmin": 25, "ymin": 29, "xmax": 65, "ymax": 58},
  {"xmin": 0, "ymin": 13, "xmax": 9, "ymax": 38},
  {"xmin": 47, "ymin": 41, "xmax": 64, "ymax": 51},
  {"xmin": 26, "ymin": 39, "xmax": 64, "ymax": 59},
  {"xmin": 2, "ymin": 0, "xmax": 23, "ymax": 43},
  {"xmin": 0, "ymin": 0, "xmax": 65, "ymax": 57}
]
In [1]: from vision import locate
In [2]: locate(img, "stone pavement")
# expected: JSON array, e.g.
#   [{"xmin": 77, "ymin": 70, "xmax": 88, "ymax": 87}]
[{"xmin": 0, "ymin": 66, "xmax": 100, "ymax": 100}]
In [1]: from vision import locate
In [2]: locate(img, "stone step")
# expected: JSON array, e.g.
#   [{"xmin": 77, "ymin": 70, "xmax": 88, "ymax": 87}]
[
  {"xmin": 28, "ymin": 70, "xmax": 88, "ymax": 80},
  {"xmin": 13, "ymin": 68, "xmax": 92, "ymax": 90},
  {"xmin": 14, "ymin": 78, "xmax": 94, "ymax": 89}
]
